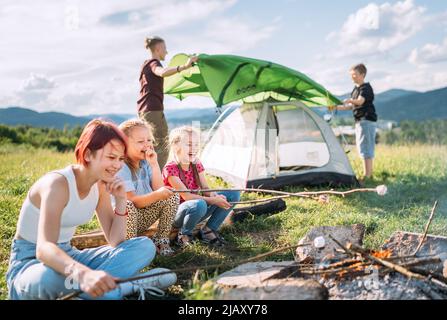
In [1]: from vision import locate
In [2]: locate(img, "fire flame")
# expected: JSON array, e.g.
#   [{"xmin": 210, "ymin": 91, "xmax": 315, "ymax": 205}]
[{"xmin": 371, "ymin": 249, "xmax": 392, "ymax": 259}]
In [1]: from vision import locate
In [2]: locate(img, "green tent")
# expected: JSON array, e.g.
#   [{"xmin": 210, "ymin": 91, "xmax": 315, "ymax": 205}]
[{"xmin": 164, "ymin": 53, "xmax": 341, "ymax": 108}]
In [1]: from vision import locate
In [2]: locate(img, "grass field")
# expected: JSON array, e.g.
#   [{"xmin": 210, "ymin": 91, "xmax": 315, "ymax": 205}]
[{"xmin": 1, "ymin": 143, "xmax": 446, "ymax": 299}]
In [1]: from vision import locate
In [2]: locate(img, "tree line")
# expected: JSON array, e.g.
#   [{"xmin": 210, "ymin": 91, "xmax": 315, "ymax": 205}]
[
  {"xmin": 0, "ymin": 120, "xmax": 446, "ymax": 152},
  {"xmin": 0, "ymin": 125, "xmax": 83, "ymax": 152},
  {"xmin": 382, "ymin": 120, "xmax": 447, "ymax": 145}
]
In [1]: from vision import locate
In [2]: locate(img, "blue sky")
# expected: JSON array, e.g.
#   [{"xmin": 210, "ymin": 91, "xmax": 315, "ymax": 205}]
[{"xmin": 1, "ymin": 0, "xmax": 446, "ymax": 115}]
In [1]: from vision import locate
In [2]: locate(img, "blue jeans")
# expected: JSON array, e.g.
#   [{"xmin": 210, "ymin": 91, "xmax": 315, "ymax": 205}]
[
  {"xmin": 173, "ymin": 190, "xmax": 240, "ymax": 236},
  {"xmin": 6, "ymin": 236, "xmax": 156, "ymax": 300}
]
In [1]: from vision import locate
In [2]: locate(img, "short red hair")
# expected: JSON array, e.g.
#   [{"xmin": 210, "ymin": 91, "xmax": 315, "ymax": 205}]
[{"xmin": 75, "ymin": 119, "xmax": 128, "ymax": 166}]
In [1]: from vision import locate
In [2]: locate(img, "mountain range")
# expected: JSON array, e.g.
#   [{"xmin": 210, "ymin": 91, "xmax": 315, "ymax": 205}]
[
  {"xmin": 0, "ymin": 107, "xmax": 219, "ymax": 130},
  {"xmin": 0, "ymin": 86, "xmax": 446, "ymax": 129}
]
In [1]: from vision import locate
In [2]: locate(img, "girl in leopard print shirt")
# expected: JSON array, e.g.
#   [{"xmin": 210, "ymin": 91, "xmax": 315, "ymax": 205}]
[{"xmin": 117, "ymin": 119, "xmax": 179, "ymax": 256}]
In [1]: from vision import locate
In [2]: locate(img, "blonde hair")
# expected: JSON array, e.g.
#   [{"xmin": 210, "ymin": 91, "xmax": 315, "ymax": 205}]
[
  {"xmin": 144, "ymin": 36, "xmax": 165, "ymax": 51},
  {"xmin": 168, "ymin": 126, "xmax": 201, "ymax": 163},
  {"xmin": 119, "ymin": 119, "xmax": 155, "ymax": 174}
]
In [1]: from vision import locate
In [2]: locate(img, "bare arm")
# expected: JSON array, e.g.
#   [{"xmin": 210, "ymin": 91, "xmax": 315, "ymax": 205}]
[
  {"xmin": 127, "ymin": 154, "xmax": 173, "ymax": 208},
  {"xmin": 36, "ymin": 175, "xmax": 116, "ymax": 297},
  {"xmin": 345, "ymin": 95, "xmax": 365, "ymax": 107},
  {"xmin": 95, "ymin": 179, "xmax": 127, "ymax": 247},
  {"xmin": 36, "ymin": 175, "xmax": 81, "ymax": 276},
  {"xmin": 168, "ymin": 176, "xmax": 208, "ymax": 202},
  {"xmin": 149, "ymin": 162, "xmax": 165, "ymax": 191},
  {"xmin": 152, "ymin": 55, "xmax": 199, "ymax": 78},
  {"xmin": 152, "ymin": 65, "xmax": 181, "ymax": 78},
  {"xmin": 336, "ymin": 104, "xmax": 353, "ymax": 111},
  {"xmin": 126, "ymin": 190, "xmax": 162, "ymax": 208},
  {"xmin": 167, "ymin": 175, "xmax": 230, "ymax": 209},
  {"xmin": 335, "ymin": 95, "xmax": 365, "ymax": 111},
  {"xmin": 197, "ymin": 171, "xmax": 214, "ymax": 197}
]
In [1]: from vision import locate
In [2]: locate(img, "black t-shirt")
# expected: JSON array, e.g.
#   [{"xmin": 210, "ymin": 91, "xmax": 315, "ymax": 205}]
[{"xmin": 351, "ymin": 82, "xmax": 377, "ymax": 122}]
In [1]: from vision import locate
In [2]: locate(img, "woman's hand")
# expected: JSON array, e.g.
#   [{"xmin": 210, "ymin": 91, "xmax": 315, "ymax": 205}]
[
  {"xmin": 155, "ymin": 186, "xmax": 174, "ymax": 201},
  {"xmin": 185, "ymin": 55, "xmax": 199, "ymax": 68},
  {"xmin": 78, "ymin": 269, "xmax": 117, "ymax": 298},
  {"xmin": 209, "ymin": 195, "xmax": 232, "ymax": 210},
  {"xmin": 105, "ymin": 177, "xmax": 126, "ymax": 202}
]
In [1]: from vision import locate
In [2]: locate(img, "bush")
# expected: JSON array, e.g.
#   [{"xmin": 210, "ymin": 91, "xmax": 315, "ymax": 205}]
[
  {"xmin": 0, "ymin": 125, "xmax": 82, "ymax": 151},
  {"xmin": 382, "ymin": 120, "xmax": 447, "ymax": 145}
]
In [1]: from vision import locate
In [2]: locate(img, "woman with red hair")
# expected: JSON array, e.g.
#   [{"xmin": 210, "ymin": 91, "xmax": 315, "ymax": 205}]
[{"xmin": 6, "ymin": 119, "xmax": 176, "ymax": 300}]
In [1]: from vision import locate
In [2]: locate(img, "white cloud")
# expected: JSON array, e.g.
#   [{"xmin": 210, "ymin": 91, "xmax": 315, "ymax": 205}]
[
  {"xmin": 328, "ymin": 0, "xmax": 427, "ymax": 57},
  {"xmin": 98, "ymin": 0, "xmax": 237, "ymax": 32},
  {"xmin": 0, "ymin": 0, "xmax": 283, "ymax": 115},
  {"xmin": 409, "ymin": 37, "xmax": 447, "ymax": 65},
  {"xmin": 21, "ymin": 74, "xmax": 55, "ymax": 91},
  {"xmin": 15, "ymin": 74, "xmax": 56, "ymax": 107},
  {"xmin": 374, "ymin": 66, "xmax": 447, "ymax": 92},
  {"xmin": 202, "ymin": 17, "xmax": 279, "ymax": 53}
]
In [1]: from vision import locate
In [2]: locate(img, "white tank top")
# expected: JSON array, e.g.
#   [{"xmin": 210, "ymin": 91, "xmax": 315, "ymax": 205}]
[{"xmin": 16, "ymin": 165, "xmax": 99, "ymax": 243}]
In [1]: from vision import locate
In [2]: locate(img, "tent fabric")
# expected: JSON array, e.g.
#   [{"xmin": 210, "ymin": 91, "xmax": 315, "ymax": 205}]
[
  {"xmin": 201, "ymin": 101, "xmax": 358, "ymax": 189},
  {"xmin": 163, "ymin": 53, "xmax": 354, "ymax": 189},
  {"xmin": 164, "ymin": 53, "xmax": 342, "ymax": 107}
]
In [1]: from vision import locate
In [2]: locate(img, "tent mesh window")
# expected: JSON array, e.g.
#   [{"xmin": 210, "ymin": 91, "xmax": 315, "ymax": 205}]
[{"xmin": 275, "ymin": 107, "xmax": 330, "ymax": 171}]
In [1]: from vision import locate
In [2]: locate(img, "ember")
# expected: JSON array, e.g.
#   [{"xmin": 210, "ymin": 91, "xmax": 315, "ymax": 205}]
[{"xmin": 273, "ymin": 236, "xmax": 447, "ymax": 299}]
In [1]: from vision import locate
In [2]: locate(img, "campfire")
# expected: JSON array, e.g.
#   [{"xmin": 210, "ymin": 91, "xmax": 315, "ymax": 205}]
[
  {"xmin": 216, "ymin": 203, "xmax": 447, "ymax": 300},
  {"xmin": 268, "ymin": 237, "xmax": 447, "ymax": 300}
]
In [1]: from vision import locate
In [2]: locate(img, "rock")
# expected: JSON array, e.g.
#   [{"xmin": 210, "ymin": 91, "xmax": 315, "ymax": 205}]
[
  {"xmin": 218, "ymin": 278, "xmax": 328, "ymax": 300},
  {"xmin": 382, "ymin": 231, "xmax": 447, "ymax": 277},
  {"xmin": 443, "ymin": 260, "xmax": 447, "ymax": 279},
  {"xmin": 215, "ymin": 261, "xmax": 328, "ymax": 300},
  {"xmin": 295, "ymin": 224, "xmax": 365, "ymax": 263}
]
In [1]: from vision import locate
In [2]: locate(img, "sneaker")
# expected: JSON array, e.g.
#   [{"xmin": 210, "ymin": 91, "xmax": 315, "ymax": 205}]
[{"xmin": 131, "ymin": 268, "xmax": 177, "ymax": 300}]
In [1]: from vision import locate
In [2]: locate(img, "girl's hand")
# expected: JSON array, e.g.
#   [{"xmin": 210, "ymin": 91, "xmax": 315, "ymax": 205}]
[
  {"xmin": 155, "ymin": 186, "xmax": 174, "ymax": 201},
  {"xmin": 105, "ymin": 177, "xmax": 126, "ymax": 201},
  {"xmin": 210, "ymin": 195, "xmax": 232, "ymax": 210},
  {"xmin": 78, "ymin": 269, "xmax": 117, "ymax": 298},
  {"xmin": 145, "ymin": 148, "xmax": 158, "ymax": 166}
]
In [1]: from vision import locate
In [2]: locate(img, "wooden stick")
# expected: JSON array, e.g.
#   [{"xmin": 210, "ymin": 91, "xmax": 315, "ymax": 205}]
[
  {"xmin": 58, "ymin": 243, "xmax": 305, "ymax": 300},
  {"xmin": 349, "ymin": 243, "xmax": 427, "ymax": 280},
  {"xmin": 170, "ymin": 186, "xmax": 384, "ymax": 206},
  {"xmin": 230, "ymin": 195, "xmax": 292, "ymax": 205},
  {"xmin": 327, "ymin": 234, "xmax": 358, "ymax": 258},
  {"xmin": 172, "ymin": 187, "xmax": 380, "ymax": 200},
  {"xmin": 330, "ymin": 238, "xmax": 447, "ymax": 294},
  {"xmin": 300, "ymin": 262, "xmax": 371, "ymax": 275},
  {"xmin": 386, "ymin": 253, "xmax": 438, "ymax": 261},
  {"xmin": 412, "ymin": 200, "xmax": 439, "ymax": 256}
]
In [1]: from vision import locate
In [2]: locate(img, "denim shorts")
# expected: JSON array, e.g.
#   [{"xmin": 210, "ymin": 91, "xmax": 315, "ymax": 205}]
[{"xmin": 355, "ymin": 120, "xmax": 376, "ymax": 159}]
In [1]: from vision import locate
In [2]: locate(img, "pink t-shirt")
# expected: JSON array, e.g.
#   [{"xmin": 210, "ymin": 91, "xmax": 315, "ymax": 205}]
[{"xmin": 162, "ymin": 161, "xmax": 205, "ymax": 203}]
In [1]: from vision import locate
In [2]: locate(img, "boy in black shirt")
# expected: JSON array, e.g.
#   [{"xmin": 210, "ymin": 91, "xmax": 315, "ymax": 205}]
[{"xmin": 332, "ymin": 63, "xmax": 377, "ymax": 181}]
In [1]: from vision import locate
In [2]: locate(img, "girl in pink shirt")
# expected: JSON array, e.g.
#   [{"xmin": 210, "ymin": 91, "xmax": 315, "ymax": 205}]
[{"xmin": 162, "ymin": 126, "xmax": 240, "ymax": 247}]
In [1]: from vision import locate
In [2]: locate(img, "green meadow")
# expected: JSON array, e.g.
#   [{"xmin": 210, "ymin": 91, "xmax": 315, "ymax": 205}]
[{"xmin": 1, "ymin": 143, "xmax": 446, "ymax": 299}]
